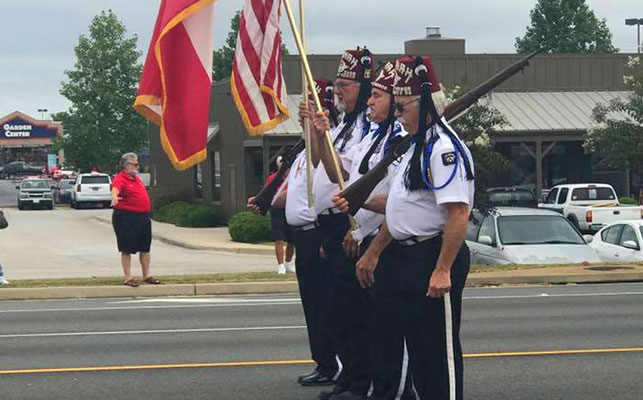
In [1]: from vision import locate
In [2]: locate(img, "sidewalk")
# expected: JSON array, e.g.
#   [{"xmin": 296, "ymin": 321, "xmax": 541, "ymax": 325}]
[
  {"xmin": 92, "ymin": 214, "xmax": 274, "ymax": 255},
  {"xmin": 1, "ymin": 263, "xmax": 642, "ymax": 301}
]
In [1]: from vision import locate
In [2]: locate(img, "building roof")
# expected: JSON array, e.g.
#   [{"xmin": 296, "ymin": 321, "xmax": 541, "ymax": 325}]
[
  {"xmin": 263, "ymin": 94, "xmax": 304, "ymax": 135},
  {"xmin": 489, "ymin": 91, "xmax": 632, "ymax": 134}
]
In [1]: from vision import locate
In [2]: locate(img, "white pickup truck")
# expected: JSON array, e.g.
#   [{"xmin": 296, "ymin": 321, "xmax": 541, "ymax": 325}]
[{"xmin": 539, "ymin": 183, "xmax": 643, "ymax": 232}]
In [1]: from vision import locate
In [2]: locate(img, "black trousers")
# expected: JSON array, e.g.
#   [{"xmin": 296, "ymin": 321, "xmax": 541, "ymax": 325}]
[
  {"xmin": 293, "ymin": 226, "xmax": 337, "ymax": 378},
  {"xmin": 390, "ymin": 237, "xmax": 470, "ymax": 400},
  {"xmin": 318, "ymin": 213, "xmax": 373, "ymax": 395},
  {"xmin": 372, "ymin": 243, "xmax": 415, "ymax": 400}
]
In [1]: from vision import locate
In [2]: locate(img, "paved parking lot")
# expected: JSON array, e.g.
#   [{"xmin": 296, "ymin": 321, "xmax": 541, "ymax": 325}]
[{"xmin": 0, "ymin": 205, "xmax": 277, "ymax": 281}]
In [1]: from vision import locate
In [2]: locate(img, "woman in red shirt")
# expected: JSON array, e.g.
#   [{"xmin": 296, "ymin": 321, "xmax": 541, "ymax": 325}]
[{"xmin": 111, "ymin": 152, "xmax": 160, "ymax": 287}]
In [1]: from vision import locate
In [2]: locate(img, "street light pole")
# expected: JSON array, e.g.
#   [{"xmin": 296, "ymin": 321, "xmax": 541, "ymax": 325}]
[
  {"xmin": 625, "ymin": 18, "xmax": 643, "ymax": 53},
  {"xmin": 37, "ymin": 108, "xmax": 48, "ymax": 120}
]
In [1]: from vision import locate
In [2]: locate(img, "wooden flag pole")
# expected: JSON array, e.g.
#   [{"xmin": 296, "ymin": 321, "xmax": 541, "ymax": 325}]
[
  {"xmin": 299, "ymin": 0, "xmax": 314, "ymax": 208},
  {"xmin": 282, "ymin": 0, "xmax": 358, "ymax": 230}
]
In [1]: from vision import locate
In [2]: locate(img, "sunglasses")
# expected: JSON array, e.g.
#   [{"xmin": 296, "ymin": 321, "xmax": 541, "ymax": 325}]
[{"xmin": 394, "ymin": 98, "xmax": 420, "ymax": 114}]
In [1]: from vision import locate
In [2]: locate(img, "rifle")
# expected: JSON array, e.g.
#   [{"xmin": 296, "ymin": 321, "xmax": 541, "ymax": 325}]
[
  {"xmin": 251, "ymin": 139, "xmax": 305, "ymax": 215},
  {"xmin": 341, "ymin": 49, "xmax": 542, "ymax": 216}
]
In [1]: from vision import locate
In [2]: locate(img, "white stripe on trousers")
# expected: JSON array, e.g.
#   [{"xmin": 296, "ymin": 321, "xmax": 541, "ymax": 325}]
[
  {"xmin": 333, "ymin": 354, "xmax": 343, "ymax": 381},
  {"xmin": 444, "ymin": 292, "xmax": 456, "ymax": 400},
  {"xmin": 395, "ymin": 338, "xmax": 410, "ymax": 400}
]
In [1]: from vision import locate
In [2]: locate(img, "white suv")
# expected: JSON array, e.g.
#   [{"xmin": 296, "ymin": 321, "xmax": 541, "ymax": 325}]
[{"xmin": 70, "ymin": 173, "xmax": 112, "ymax": 209}]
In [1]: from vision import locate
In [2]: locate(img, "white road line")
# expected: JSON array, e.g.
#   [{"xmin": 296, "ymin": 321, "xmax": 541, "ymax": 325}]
[
  {"xmin": 0, "ymin": 301, "xmax": 301, "ymax": 314},
  {"xmin": 0, "ymin": 291, "xmax": 642, "ymax": 314},
  {"xmin": 0, "ymin": 325, "xmax": 307, "ymax": 339},
  {"xmin": 463, "ymin": 291, "xmax": 643, "ymax": 300}
]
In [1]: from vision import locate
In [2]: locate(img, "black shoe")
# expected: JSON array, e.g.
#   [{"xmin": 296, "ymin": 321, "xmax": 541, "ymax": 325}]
[
  {"xmin": 318, "ymin": 385, "xmax": 349, "ymax": 400},
  {"xmin": 300, "ymin": 371, "xmax": 335, "ymax": 387},
  {"xmin": 329, "ymin": 392, "xmax": 367, "ymax": 400},
  {"xmin": 297, "ymin": 368, "xmax": 319, "ymax": 383}
]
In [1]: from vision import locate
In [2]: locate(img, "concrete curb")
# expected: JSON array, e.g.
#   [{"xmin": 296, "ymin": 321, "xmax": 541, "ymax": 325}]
[
  {"xmin": 0, "ymin": 272, "xmax": 641, "ymax": 301},
  {"xmin": 90, "ymin": 216, "xmax": 274, "ymax": 256},
  {"xmin": 467, "ymin": 272, "xmax": 643, "ymax": 286}
]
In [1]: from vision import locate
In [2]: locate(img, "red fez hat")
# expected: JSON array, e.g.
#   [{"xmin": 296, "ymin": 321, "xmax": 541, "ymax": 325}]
[
  {"xmin": 336, "ymin": 48, "xmax": 373, "ymax": 82},
  {"xmin": 371, "ymin": 62, "xmax": 396, "ymax": 94},
  {"xmin": 392, "ymin": 56, "xmax": 441, "ymax": 96},
  {"xmin": 311, "ymin": 78, "xmax": 335, "ymax": 109}
]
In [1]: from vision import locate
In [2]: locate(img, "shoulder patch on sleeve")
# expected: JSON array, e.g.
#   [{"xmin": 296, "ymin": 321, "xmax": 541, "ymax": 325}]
[{"xmin": 441, "ymin": 151, "xmax": 456, "ymax": 166}]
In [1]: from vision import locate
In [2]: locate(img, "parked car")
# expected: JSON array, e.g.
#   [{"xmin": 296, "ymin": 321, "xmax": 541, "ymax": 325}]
[
  {"xmin": 539, "ymin": 183, "xmax": 643, "ymax": 232},
  {"xmin": 466, "ymin": 207, "xmax": 600, "ymax": 265},
  {"xmin": 589, "ymin": 220, "xmax": 643, "ymax": 262},
  {"xmin": 16, "ymin": 178, "xmax": 54, "ymax": 210},
  {"xmin": 2, "ymin": 161, "xmax": 45, "ymax": 179},
  {"xmin": 52, "ymin": 169, "xmax": 78, "ymax": 180},
  {"xmin": 481, "ymin": 186, "xmax": 538, "ymax": 208},
  {"xmin": 70, "ymin": 173, "xmax": 112, "ymax": 209},
  {"xmin": 53, "ymin": 178, "xmax": 76, "ymax": 204}
]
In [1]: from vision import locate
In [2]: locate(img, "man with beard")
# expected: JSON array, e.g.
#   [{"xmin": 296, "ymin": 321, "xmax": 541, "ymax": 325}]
[
  {"xmin": 355, "ymin": 56, "xmax": 474, "ymax": 400},
  {"xmin": 304, "ymin": 48, "xmax": 374, "ymax": 400}
]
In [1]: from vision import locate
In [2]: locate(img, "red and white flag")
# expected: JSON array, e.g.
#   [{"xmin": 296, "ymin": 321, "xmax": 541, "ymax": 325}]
[
  {"xmin": 134, "ymin": 0, "xmax": 216, "ymax": 170},
  {"xmin": 231, "ymin": 0, "xmax": 289, "ymax": 135}
]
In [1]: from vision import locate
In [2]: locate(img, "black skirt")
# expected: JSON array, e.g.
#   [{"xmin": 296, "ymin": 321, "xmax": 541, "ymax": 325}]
[{"xmin": 112, "ymin": 209, "xmax": 152, "ymax": 254}]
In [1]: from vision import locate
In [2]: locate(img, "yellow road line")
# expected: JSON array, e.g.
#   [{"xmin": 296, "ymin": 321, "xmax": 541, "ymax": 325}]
[
  {"xmin": 2, "ymin": 348, "xmax": 642, "ymax": 375},
  {"xmin": 0, "ymin": 359, "xmax": 314, "ymax": 375},
  {"xmin": 464, "ymin": 347, "xmax": 643, "ymax": 358}
]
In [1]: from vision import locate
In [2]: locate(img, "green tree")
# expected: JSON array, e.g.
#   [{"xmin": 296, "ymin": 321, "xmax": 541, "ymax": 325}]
[
  {"xmin": 584, "ymin": 56, "xmax": 643, "ymax": 172},
  {"xmin": 54, "ymin": 10, "xmax": 146, "ymax": 173},
  {"xmin": 447, "ymin": 87, "xmax": 518, "ymax": 204},
  {"xmin": 515, "ymin": 0, "xmax": 617, "ymax": 53},
  {"xmin": 212, "ymin": 11, "xmax": 289, "ymax": 82}
]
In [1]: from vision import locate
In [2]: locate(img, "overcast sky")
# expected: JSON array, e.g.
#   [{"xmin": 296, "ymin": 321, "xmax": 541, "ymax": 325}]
[{"xmin": 1, "ymin": 0, "xmax": 641, "ymax": 119}]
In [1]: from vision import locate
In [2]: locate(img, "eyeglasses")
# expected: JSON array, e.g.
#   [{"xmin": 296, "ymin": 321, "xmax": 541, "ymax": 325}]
[
  {"xmin": 394, "ymin": 98, "xmax": 420, "ymax": 114},
  {"xmin": 128, "ymin": 162, "xmax": 139, "ymax": 167}
]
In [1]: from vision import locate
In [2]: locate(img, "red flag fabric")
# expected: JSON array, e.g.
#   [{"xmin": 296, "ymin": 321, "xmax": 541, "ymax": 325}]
[
  {"xmin": 134, "ymin": 0, "xmax": 216, "ymax": 170},
  {"xmin": 231, "ymin": 0, "xmax": 289, "ymax": 135}
]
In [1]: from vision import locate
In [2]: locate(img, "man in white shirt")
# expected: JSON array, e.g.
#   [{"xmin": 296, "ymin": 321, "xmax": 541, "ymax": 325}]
[
  {"xmin": 356, "ymin": 56, "xmax": 474, "ymax": 400},
  {"xmin": 305, "ymin": 48, "xmax": 375, "ymax": 400},
  {"xmin": 252, "ymin": 78, "xmax": 341, "ymax": 388}
]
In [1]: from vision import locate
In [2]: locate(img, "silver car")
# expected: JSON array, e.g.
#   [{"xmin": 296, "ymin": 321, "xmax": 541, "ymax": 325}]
[{"xmin": 466, "ymin": 207, "xmax": 600, "ymax": 265}]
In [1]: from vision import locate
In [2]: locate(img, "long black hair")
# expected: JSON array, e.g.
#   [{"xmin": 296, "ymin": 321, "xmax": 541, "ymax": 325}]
[
  {"xmin": 405, "ymin": 57, "xmax": 474, "ymax": 191},
  {"xmin": 358, "ymin": 100, "xmax": 396, "ymax": 175}
]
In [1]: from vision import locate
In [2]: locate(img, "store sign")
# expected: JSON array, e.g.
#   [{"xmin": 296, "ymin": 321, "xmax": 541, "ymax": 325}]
[{"xmin": 1, "ymin": 117, "xmax": 58, "ymax": 139}]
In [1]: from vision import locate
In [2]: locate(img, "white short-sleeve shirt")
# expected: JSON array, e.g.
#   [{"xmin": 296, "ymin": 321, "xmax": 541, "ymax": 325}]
[
  {"xmin": 313, "ymin": 111, "xmax": 369, "ymax": 215},
  {"xmin": 285, "ymin": 150, "xmax": 317, "ymax": 227},
  {"xmin": 385, "ymin": 119, "xmax": 475, "ymax": 240},
  {"xmin": 348, "ymin": 121, "xmax": 407, "ymax": 240}
]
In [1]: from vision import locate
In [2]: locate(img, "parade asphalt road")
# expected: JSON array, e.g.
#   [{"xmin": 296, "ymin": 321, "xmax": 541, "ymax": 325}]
[{"xmin": 0, "ymin": 283, "xmax": 642, "ymax": 400}]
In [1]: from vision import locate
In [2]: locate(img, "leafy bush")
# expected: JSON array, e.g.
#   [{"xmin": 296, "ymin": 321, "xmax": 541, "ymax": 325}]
[
  {"xmin": 152, "ymin": 201, "xmax": 226, "ymax": 227},
  {"xmin": 228, "ymin": 211, "xmax": 271, "ymax": 243},
  {"xmin": 619, "ymin": 196, "xmax": 638, "ymax": 205},
  {"xmin": 147, "ymin": 187, "xmax": 190, "ymax": 211}
]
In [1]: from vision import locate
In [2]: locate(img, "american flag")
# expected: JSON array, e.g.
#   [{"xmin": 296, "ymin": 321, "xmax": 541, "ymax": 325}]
[{"xmin": 231, "ymin": 0, "xmax": 289, "ymax": 135}]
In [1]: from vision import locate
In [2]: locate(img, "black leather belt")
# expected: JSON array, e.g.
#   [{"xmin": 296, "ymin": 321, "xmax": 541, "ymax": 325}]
[
  {"xmin": 394, "ymin": 233, "xmax": 441, "ymax": 247},
  {"xmin": 319, "ymin": 207, "xmax": 342, "ymax": 215},
  {"xmin": 292, "ymin": 221, "xmax": 319, "ymax": 232}
]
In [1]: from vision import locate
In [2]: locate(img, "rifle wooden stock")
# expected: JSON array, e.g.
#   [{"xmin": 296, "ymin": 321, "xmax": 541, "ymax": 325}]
[
  {"xmin": 346, "ymin": 136, "xmax": 410, "ymax": 216},
  {"xmin": 342, "ymin": 49, "xmax": 542, "ymax": 216},
  {"xmin": 250, "ymin": 139, "xmax": 305, "ymax": 215}
]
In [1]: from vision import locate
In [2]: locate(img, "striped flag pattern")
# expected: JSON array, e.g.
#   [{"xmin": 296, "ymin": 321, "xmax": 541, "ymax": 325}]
[
  {"xmin": 134, "ymin": 0, "xmax": 216, "ymax": 170},
  {"xmin": 231, "ymin": 0, "xmax": 289, "ymax": 135}
]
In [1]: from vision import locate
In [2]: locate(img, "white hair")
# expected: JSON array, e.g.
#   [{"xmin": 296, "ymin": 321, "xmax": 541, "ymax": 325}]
[{"xmin": 120, "ymin": 152, "xmax": 138, "ymax": 169}]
